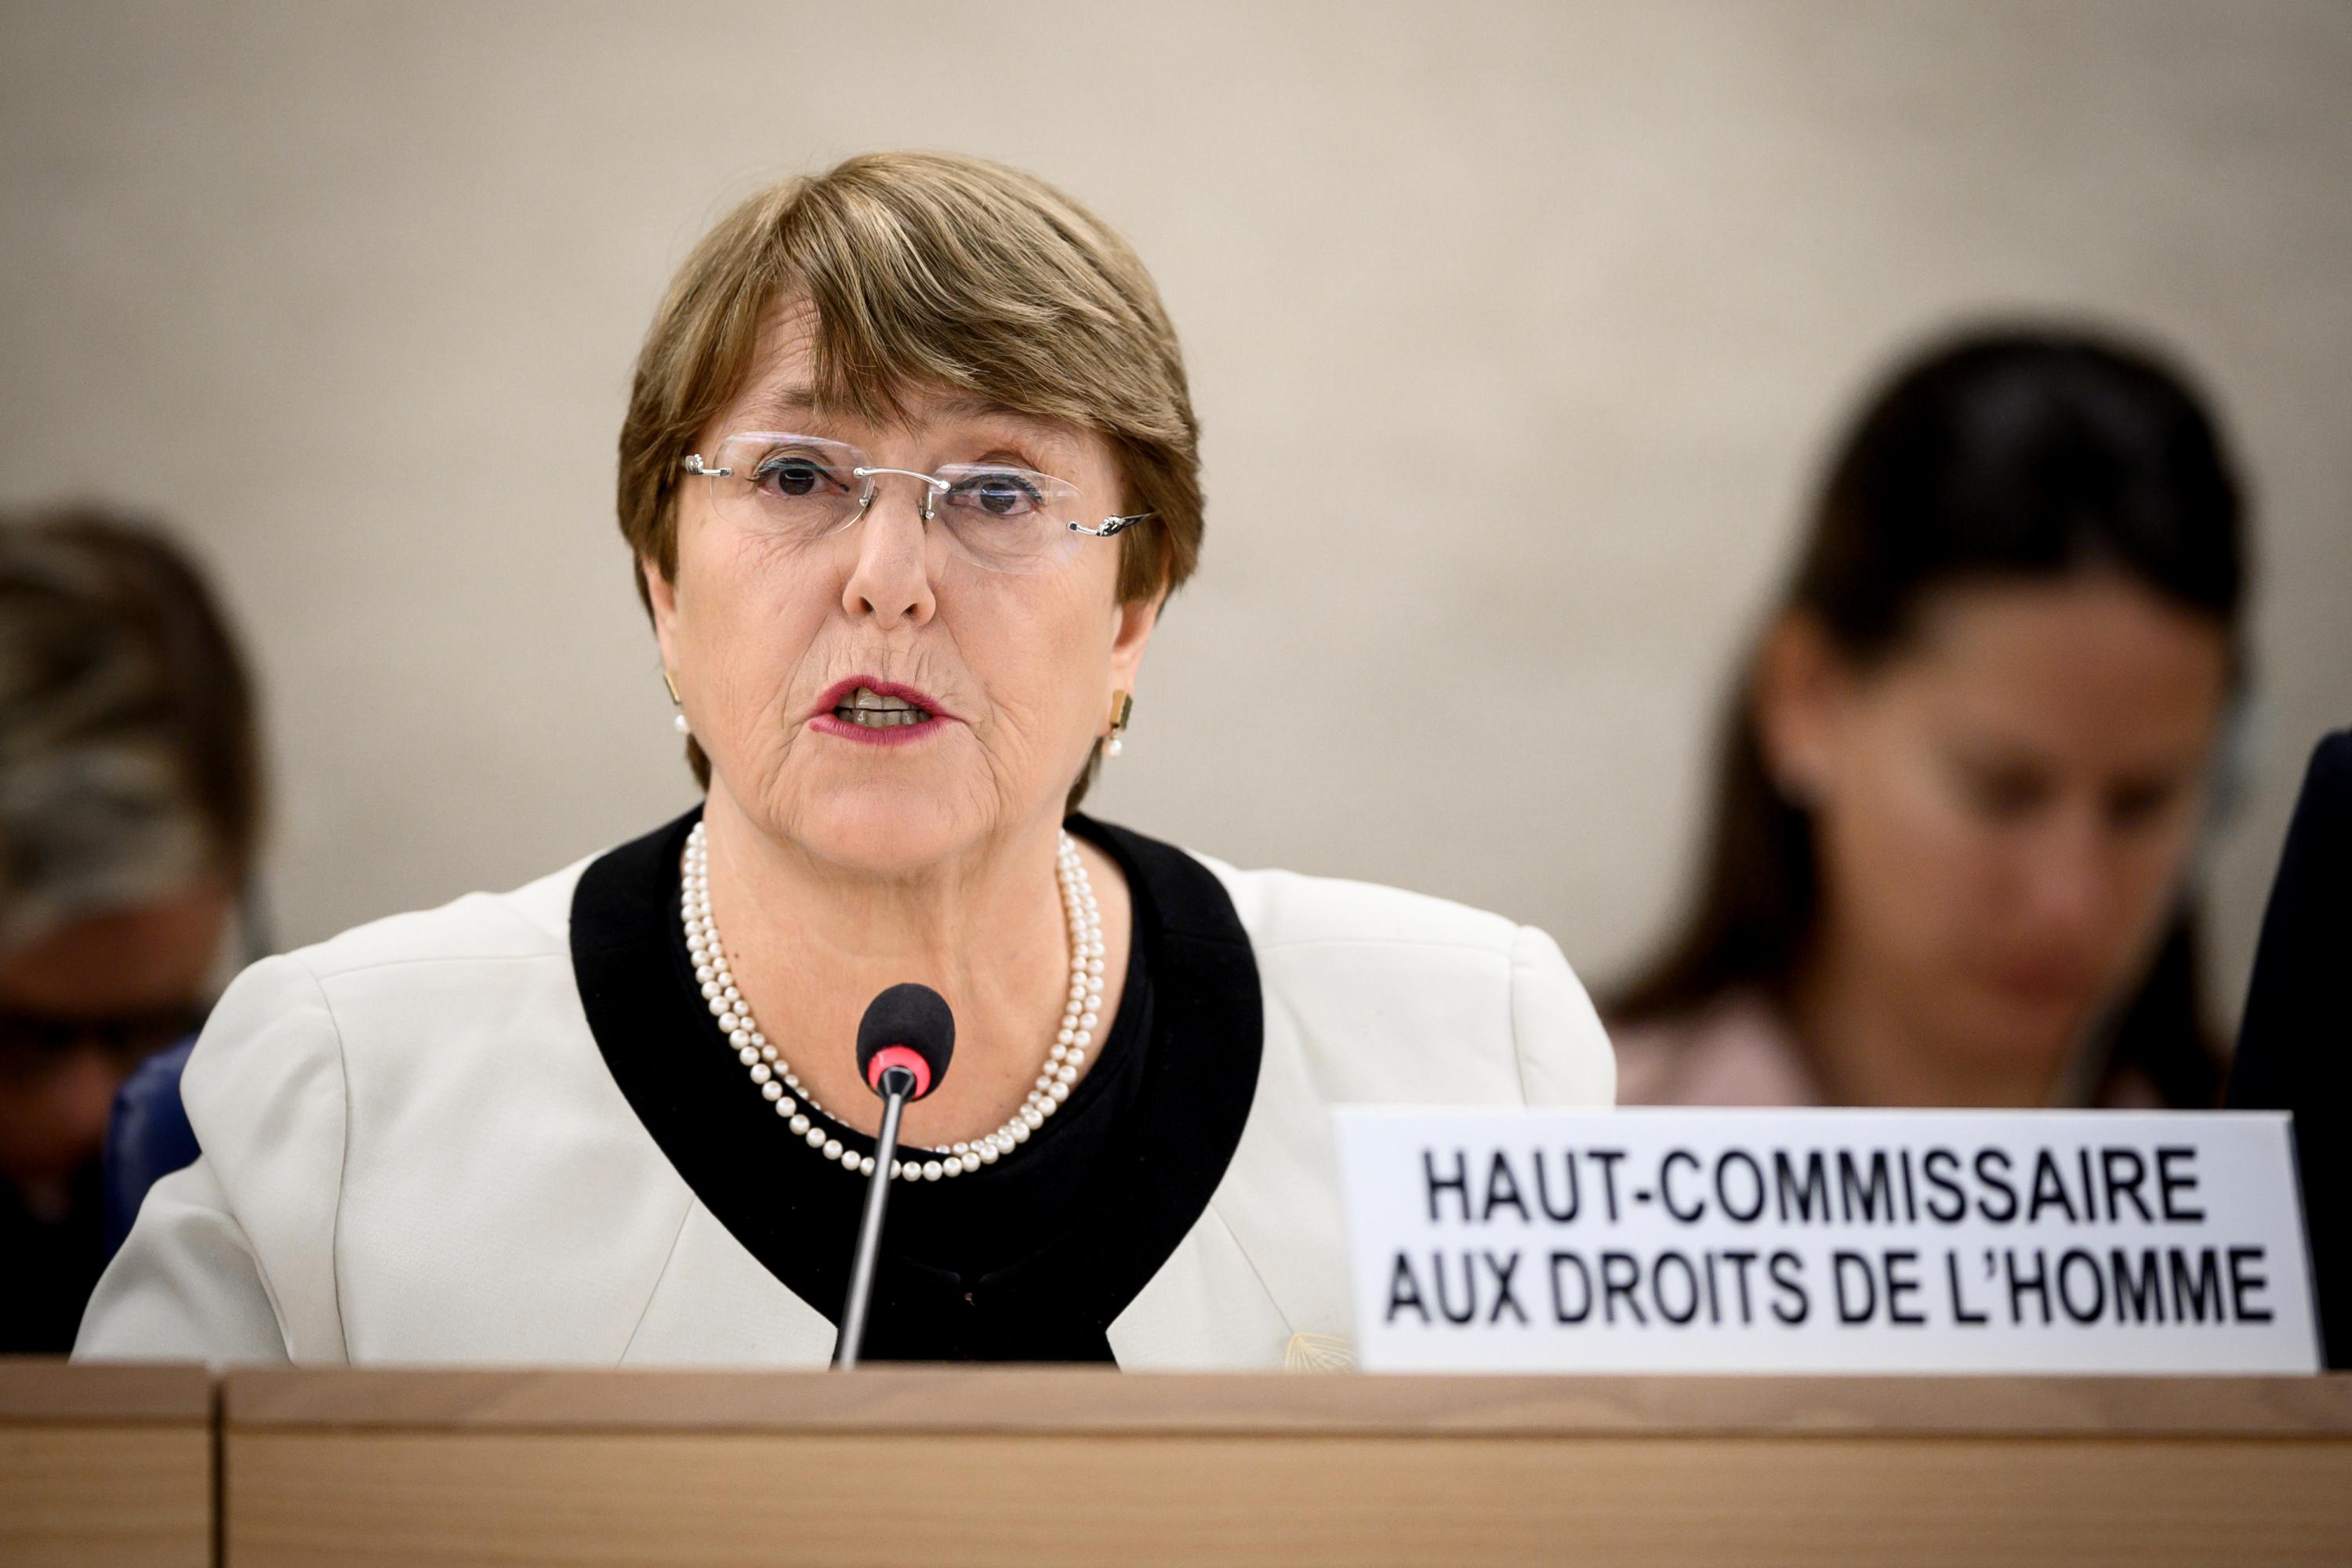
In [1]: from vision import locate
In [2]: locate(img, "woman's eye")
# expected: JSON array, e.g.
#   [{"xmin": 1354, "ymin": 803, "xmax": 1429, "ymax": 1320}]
[
  {"xmin": 1962, "ymin": 768, "xmax": 2049, "ymax": 822},
  {"xmin": 757, "ymin": 456, "xmax": 835, "ymax": 498},
  {"xmin": 2107, "ymin": 779, "xmax": 2183, "ymax": 831},
  {"xmin": 949, "ymin": 470, "xmax": 1044, "ymax": 519}
]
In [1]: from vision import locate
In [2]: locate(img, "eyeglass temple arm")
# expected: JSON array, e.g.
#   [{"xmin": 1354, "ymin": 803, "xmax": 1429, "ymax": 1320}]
[
  {"xmin": 1069, "ymin": 514, "xmax": 1152, "ymax": 538},
  {"xmin": 680, "ymin": 455, "xmax": 731, "ymax": 477}
]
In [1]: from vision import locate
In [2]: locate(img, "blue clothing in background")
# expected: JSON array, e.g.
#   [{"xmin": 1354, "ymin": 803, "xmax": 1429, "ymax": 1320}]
[{"xmin": 101, "ymin": 1036, "xmax": 201, "ymax": 1260}]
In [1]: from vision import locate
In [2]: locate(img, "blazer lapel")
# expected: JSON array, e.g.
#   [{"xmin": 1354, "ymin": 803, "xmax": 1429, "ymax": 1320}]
[
  {"xmin": 1109, "ymin": 999, "xmax": 1353, "ymax": 1368},
  {"xmin": 620, "ymin": 1201, "xmax": 837, "ymax": 1367}
]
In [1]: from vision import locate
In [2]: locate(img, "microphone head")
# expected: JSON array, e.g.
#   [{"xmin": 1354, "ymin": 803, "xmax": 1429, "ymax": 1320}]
[{"xmin": 856, "ymin": 982, "xmax": 955, "ymax": 1102}]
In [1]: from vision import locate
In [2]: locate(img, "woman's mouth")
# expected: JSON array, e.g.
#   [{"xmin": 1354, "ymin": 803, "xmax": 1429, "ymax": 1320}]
[
  {"xmin": 1979, "ymin": 959, "xmax": 2094, "ymax": 1012},
  {"xmin": 808, "ymin": 679, "xmax": 954, "ymax": 746}
]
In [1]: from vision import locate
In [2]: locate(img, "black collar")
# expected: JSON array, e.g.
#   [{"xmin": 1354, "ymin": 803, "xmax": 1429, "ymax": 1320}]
[{"xmin": 568, "ymin": 809, "xmax": 1262, "ymax": 1362}]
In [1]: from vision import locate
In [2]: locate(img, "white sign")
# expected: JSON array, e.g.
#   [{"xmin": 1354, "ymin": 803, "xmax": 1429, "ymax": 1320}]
[{"xmin": 1335, "ymin": 1109, "xmax": 2321, "ymax": 1374}]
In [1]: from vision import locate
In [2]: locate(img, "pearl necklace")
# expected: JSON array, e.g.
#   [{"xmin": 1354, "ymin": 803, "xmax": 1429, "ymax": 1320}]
[{"xmin": 680, "ymin": 820, "xmax": 1105, "ymax": 1181}]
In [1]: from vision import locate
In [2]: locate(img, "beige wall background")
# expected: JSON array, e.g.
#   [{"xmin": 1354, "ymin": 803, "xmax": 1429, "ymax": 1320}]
[{"xmin": 2, "ymin": 0, "xmax": 2347, "ymax": 1022}]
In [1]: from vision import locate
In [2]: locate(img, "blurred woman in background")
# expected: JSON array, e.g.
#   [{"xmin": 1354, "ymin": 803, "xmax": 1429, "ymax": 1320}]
[
  {"xmin": 0, "ymin": 510, "xmax": 263, "ymax": 1350},
  {"xmin": 1613, "ymin": 328, "xmax": 2247, "ymax": 1110}
]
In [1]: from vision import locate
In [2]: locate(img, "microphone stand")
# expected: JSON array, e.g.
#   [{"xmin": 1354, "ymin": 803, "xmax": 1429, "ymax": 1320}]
[{"xmin": 834, "ymin": 1063, "xmax": 915, "ymax": 1370}]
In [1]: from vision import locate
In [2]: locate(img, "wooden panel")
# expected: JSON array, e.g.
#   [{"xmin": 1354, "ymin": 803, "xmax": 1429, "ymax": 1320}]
[
  {"xmin": 0, "ymin": 1359, "xmax": 212, "ymax": 1568},
  {"xmin": 0, "ymin": 1358, "xmax": 212, "ymax": 1422},
  {"xmin": 219, "ymin": 1370, "xmax": 2352, "ymax": 1565},
  {"xmin": 223, "ymin": 1365, "xmax": 2352, "ymax": 1437},
  {"xmin": 225, "ymin": 1427, "xmax": 2352, "ymax": 1568}
]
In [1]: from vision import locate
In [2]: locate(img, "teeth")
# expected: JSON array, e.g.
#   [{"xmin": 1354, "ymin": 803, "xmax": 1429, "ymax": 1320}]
[
  {"xmin": 844, "ymin": 686, "xmax": 920, "ymax": 713},
  {"xmin": 836, "ymin": 686, "xmax": 931, "ymax": 728}
]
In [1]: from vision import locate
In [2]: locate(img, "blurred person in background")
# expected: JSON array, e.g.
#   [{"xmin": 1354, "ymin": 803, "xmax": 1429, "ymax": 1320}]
[
  {"xmin": 0, "ymin": 509, "xmax": 263, "ymax": 1351},
  {"xmin": 1612, "ymin": 328, "xmax": 2247, "ymax": 1110}
]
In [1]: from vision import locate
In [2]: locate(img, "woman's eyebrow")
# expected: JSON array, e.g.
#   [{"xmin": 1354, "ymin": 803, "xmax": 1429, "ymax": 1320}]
[
  {"xmin": 738, "ymin": 385, "xmax": 822, "ymax": 426},
  {"xmin": 730, "ymin": 386, "xmax": 1074, "ymax": 466},
  {"xmin": 929, "ymin": 390, "xmax": 1033, "ymax": 422},
  {"xmin": 927, "ymin": 393, "xmax": 1082, "ymax": 455}
]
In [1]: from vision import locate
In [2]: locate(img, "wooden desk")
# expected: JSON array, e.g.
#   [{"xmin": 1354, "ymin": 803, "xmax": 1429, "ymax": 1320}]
[
  {"xmin": 0, "ymin": 1359, "xmax": 212, "ymax": 1568},
  {"xmin": 220, "ymin": 1367, "xmax": 2352, "ymax": 1566}
]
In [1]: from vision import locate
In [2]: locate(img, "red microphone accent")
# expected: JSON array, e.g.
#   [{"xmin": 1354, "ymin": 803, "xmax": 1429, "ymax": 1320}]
[{"xmin": 865, "ymin": 1044, "xmax": 933, "ymax": 1101}]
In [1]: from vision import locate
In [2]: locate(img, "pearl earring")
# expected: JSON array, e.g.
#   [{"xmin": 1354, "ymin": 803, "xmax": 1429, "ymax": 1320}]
[
  {"xmin": 1105, "ymin": 691, "xmax": 1133, "ymax": 758},
  {"xmin": 665, "ymin": 670, "xmax": 690, "ymax": 737}
]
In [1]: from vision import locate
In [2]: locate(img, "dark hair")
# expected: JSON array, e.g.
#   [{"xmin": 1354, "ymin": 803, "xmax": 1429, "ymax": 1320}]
[
  {"xmin": 1611, "ymin": 325, "xmax": 2247, "ymax": 1109},
  {"xmin": 0, "ymin": 506, "xmax": 265, "ymax": 894}
]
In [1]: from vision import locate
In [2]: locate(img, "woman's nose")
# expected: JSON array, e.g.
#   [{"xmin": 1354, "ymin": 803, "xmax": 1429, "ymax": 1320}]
[
  {"xmin": 840, "ymin": 483, "xmax": 938, "ymax": 628},
  {"xmin": 2019, "ymin": 808, "xmax": 2112, "ymax": 939}
]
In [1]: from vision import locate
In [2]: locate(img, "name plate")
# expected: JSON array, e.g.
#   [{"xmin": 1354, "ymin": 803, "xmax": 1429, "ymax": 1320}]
[{"xmin": 1334, "ymin": 1109, "xmax": 2321, "ymax": 1374}]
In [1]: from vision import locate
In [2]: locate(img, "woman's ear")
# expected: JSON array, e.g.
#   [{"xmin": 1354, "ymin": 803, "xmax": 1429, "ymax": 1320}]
[
  {"xmin": 1752, "ymin": 612, "xmax": 1845, "ymax": 808},
  {"xmin": 1107, "ymin": 592, "xmax": 1162, "ymax": 699},
  {"xmin": 643, "ymin": 558, "xmax": 681, "ymax": 673}
]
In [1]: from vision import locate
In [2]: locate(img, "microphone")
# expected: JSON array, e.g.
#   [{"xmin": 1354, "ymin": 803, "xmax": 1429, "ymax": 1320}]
[
  {"xmin": 856, "ymin": 982, "xmax": 956, "ymax": 1102},
  {"xmin": 834, "ymin": 983, "xmax": 955, "ymax": 1370}
]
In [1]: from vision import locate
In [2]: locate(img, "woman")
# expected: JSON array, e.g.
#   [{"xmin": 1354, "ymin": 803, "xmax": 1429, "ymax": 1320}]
[
  {"xmin": 77, "ymin": 153, "xmax": 1613, "ymax": 1369},
  {"xmin": 1613, "ymin": 328, "xmax": 2245, "ymax": 1111}
]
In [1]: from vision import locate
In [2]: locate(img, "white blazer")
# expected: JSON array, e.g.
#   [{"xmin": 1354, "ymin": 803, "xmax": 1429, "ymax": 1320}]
[{"xmin": 77, "ymin": 837, "xmax": 1615, "ymax": 1370}]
